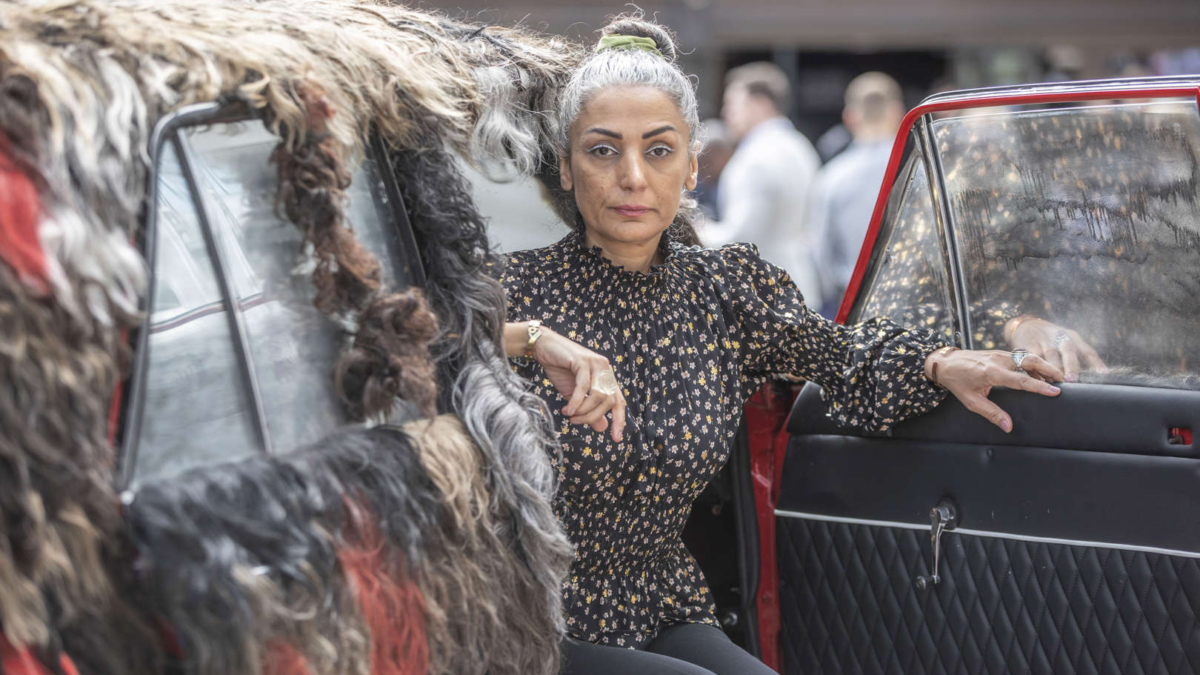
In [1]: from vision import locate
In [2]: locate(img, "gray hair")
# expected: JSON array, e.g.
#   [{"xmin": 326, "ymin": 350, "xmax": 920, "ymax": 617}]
[
  {"xmin": 552, "ymin": 14, "xmax": 703, "ymax": 241},
  {"xmin": 556, "ymin": 17, "xmax": 700, "ymax": 152}
]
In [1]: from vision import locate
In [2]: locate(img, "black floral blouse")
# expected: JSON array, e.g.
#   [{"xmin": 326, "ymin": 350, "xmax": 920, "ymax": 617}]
[{"xmin": 496, "ymin": 230, "xmax": 948, "ymax": 648}]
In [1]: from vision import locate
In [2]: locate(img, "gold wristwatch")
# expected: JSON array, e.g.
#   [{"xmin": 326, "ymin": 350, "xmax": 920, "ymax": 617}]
[{"xmin": 524, "ymin": 320, "xmax": 543, "ymax": 358}]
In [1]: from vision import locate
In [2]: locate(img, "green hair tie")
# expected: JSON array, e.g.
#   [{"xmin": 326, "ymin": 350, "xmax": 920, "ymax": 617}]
[{"xmin": 596, "ymin": 35, "xmax": 664, "ymax": 58}]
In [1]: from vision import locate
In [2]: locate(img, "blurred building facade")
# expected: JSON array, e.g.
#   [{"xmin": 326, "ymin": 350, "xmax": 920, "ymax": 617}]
[
  {"xmin": 453, "ymin": 0, "xmax": 1200, "ymax": 138},
  {"xmin": 451, "ymin": 0, "xmax": 1200, "ymax": 253}
]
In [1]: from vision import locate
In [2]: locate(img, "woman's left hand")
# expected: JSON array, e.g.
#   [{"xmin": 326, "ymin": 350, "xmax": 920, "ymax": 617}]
[
  {"xmin": 531, "ymin": 329, "xmax": 627, "ymax": 441},
  {"xmin": 926, "ymin": 348, "xmax": 1064, "ymax": 433}
]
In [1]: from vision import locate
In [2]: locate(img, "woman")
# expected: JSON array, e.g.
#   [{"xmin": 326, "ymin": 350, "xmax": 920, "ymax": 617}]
[{"xmin": 496, "ymin": 16, "xmax": 1064, "ymax": 675}]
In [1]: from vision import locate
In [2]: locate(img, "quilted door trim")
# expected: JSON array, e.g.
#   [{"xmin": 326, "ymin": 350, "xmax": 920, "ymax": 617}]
[{"xmin": 778, "ymin": 515, "xmax": 1200, "ymax": 675}]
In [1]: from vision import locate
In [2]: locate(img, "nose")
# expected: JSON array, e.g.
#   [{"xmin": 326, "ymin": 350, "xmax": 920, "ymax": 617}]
[{"xmin": 617, "ymin": 152, "xmax": 648, "ymax": 192}]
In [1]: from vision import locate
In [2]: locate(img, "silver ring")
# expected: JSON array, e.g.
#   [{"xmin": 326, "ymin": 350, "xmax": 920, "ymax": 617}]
[
  {"xmin": 1053, "ymin": 330, "xmax": 1071, "ymax": 350},
  {"xmin": 593, "ymin": 371, "xmax": 619, "ymax": 396},
  {"xmin": 1011, "ymin": 348, "xmax": 1029, "ymax": 371}
]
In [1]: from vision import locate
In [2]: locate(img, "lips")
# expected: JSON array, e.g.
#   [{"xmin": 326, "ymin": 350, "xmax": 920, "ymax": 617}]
[{"xmin": 613, "ymin": 205, "xmax": 652, "ymax": 217}]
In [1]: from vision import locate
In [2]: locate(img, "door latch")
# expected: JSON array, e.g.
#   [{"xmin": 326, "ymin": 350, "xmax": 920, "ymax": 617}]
[{"xmin": 915, "ymin": 500, "xmax": 957, "ymax": 591}]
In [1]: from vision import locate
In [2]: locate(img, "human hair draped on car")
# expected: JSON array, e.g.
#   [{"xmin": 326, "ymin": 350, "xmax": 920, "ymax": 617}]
[
  {"xmin": 0, "ymin": 1, "xmax": 584, "ymax": 674},
  {"xmin": 545, "ymin": 12, "xmax": 703, "ymax": 245},
  {"xmin": 725, "ymin": 61, "xmax": 792, "ymax": 114}
]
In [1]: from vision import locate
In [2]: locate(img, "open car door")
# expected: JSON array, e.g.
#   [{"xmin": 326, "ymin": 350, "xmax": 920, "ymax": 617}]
[{"xmin": 775, "ymin": 78, "xmax": 1200, "ymax": 674}]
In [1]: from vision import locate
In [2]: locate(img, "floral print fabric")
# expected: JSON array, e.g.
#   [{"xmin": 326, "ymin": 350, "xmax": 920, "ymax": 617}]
[{"xmin": 497, "ymin": 231, "xmax": 948, "ymax": 647}]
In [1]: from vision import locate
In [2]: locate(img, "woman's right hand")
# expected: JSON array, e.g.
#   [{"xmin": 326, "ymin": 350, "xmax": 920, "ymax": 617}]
[
  {"xmin": 531, "ymin": 329, "xmax": 627, "ymax": 442},
  {"xmin": 928, "ymin": 348, "xmax": 1064, "ymax": 433}
]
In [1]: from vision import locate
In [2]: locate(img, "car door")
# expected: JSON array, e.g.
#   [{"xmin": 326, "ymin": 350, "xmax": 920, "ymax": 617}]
[
  {"xmin": 775, "ymin": 81, "xmax": 1200, "ymax": 674},
  {"xmin": 118, "ymin": 104, "xmax": 424, "ymax": 485}
]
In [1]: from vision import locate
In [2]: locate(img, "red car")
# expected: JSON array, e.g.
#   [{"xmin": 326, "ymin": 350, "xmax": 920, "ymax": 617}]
[{"xmin": 728, "ymin": 76, "xmax": 1200, "ymax": 673}]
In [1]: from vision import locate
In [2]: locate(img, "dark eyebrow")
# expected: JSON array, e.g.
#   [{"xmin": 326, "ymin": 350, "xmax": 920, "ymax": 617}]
[
  {"xmin": 585, "ymin": 127, "xmax": 622, "ymax": 139},
  {"xmin": 642, "ymin": 125, "xmax": 676, "ymax": 139}
]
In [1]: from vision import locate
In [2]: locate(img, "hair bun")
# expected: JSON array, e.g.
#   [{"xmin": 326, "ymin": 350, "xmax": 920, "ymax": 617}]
[{"xmin": 601, "ymin": 13, "xmax": 678, "ymax": 61}]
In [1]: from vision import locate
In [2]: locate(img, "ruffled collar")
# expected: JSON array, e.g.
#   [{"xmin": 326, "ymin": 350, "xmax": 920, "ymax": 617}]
[{"xmin": 561, "ymin": 229, "xmax": 684, "ymax": 284}]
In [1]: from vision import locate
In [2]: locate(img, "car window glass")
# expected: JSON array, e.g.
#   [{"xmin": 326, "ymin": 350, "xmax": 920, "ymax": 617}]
[
  {"xmin": 134, "ymin": 141, "xmax": 259, "ymax": 484},
  {"xmin": 936, "ymin": 100, "xmax": 1200, "ymax": 388},
  {"xmin": 181, "ymin": 120, "xmax": 415, "ymax": 451},
  {"xmin": 854, "ymin": 156, "xmax": 956, "ymax": 343}
]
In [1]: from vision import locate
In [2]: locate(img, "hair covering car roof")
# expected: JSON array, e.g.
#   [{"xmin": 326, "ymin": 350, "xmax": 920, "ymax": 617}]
[{"xmin": 0, "ymin": 1, "xmax": 584, "ymax": 673}]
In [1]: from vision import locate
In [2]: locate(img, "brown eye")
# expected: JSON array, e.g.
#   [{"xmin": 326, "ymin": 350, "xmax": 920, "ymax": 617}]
[
  {"xmin": 589, "ymin": 145, "xmax": 618, "ymax": 157},
  {"xmin": 647, "ymin": 145, "xmax": 673, "ymax": 158}
]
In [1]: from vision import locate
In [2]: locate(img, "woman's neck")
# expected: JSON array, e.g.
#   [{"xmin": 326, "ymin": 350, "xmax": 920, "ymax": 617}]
[{"xmin": 583, "ymin": 229, "xmax": 662, "ymax": 273}]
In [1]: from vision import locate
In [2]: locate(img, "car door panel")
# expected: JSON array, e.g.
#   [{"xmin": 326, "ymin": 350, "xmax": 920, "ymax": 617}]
[
  {"xmin": 777, "ymin": 381, "xmax": 1200, "ymax": 674},
  {"xmin": 767, "ymin": 83, "xmax": 1200, "ymax": 675},
  {"xmin": 779, "ymin": 517, "xmax": 1200, "ymax": 675}
]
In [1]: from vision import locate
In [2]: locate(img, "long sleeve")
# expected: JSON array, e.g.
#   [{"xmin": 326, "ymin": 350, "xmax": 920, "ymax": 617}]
[
  {"xmin": 489, "ymin": 231, "xmax": 950, "ymax": 647},
  {"xmin": 719, "ymin": 242, "xmax": 949, "ymax": 432}
]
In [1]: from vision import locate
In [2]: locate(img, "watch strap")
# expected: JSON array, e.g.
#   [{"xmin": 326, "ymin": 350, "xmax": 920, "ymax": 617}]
[{"xmin": 524, "ymin": 320, "xmax": 543, "ymax": 358}]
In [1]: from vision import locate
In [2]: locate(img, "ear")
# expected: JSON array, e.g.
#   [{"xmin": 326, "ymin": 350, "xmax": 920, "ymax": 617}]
[
  {"xmin": 685, "ymin": 149, "xmax": 699, "ymax": 192},
  {"xmin": 559, "ymin": 152, "xmax": 574, "ymax": 191}
]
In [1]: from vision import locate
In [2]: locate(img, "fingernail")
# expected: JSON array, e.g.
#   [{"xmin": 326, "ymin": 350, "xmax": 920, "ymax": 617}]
[
  {"xmin": 564, "ymin": 407, "xmax": 573, "ymax": 416},
  {"xmin": 1066, "ymin": 374, "xmax": 1077, "ymax": 383},
  {"xmin": 614, "ymin": 431, "xmax": 623, "ymax": 442},
  {"xmin": 1049, "ymin": 386, "xmax": 1061, "ymax": 394},
  {"xmin": 1001, "ymin": 419, "xmax": 1012, "ymax": 432}
]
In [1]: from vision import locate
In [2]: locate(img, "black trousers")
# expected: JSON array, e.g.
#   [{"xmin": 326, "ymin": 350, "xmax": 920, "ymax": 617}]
[{"xmin": 560, "ymin": 623, "xmax": 777, "ymax": 675}]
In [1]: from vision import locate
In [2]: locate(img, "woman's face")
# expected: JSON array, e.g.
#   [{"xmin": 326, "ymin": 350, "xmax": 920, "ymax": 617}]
[{"xmin": 561, "ymin": 85, "xmax": 698, "ymax": 247}]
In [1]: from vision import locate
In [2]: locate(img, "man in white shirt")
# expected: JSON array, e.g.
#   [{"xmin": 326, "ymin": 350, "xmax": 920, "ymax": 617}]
[
  {"xmin": 807, "ymin": 72, "xmax": 905, "ymax": 317},
  {"xmin": 700, "ymin": 62, "xmax": 823, "ymax": 308}
]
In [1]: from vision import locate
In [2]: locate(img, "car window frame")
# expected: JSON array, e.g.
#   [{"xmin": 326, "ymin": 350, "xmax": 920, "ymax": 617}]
[
  {"xmin": 916, "ymin": 113, "xmax": 970, "ymax": 348},
  {"xmin": 846, "ymin": 128, "xmax": 964, "ymax": 347},
  {"xmin": 845, "ymin": 139, "xmax": 910, "ymax": 322},
  {"xmin": 367, "ymin": 130, "xmax": 427, "ymax": 289},
  {"xmin": 117, "ymin": 103, "xmax": 427, "ymax": 489}
]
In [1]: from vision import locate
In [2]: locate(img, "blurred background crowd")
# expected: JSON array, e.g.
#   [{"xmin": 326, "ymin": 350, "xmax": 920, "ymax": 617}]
[{"xmin": 456, "ymin": 0, "xmax": 1200, "ymax": 312}]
